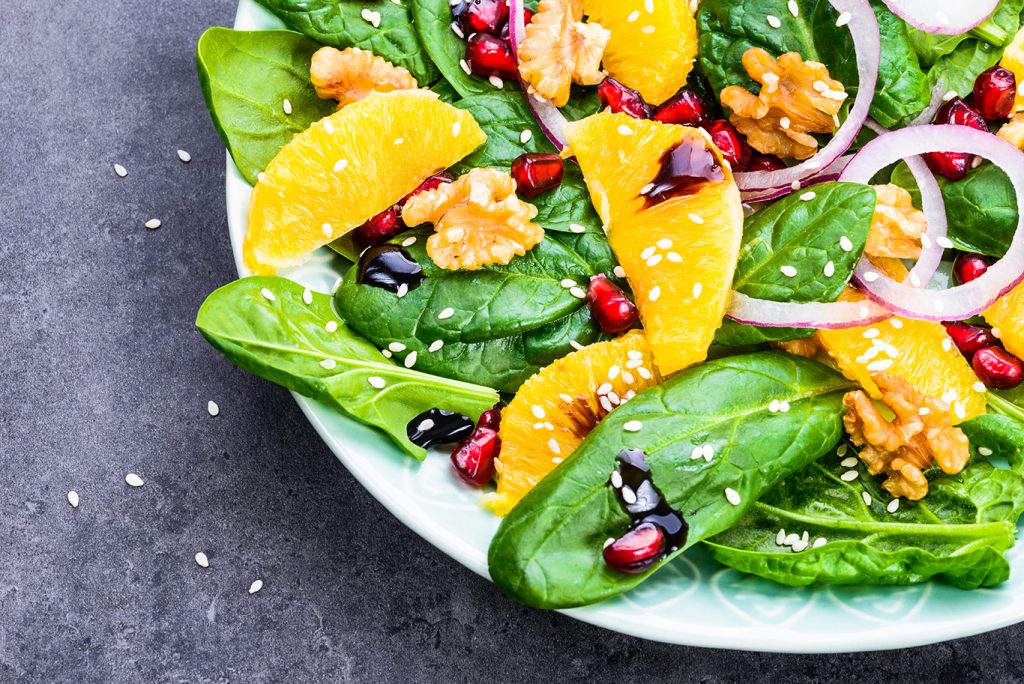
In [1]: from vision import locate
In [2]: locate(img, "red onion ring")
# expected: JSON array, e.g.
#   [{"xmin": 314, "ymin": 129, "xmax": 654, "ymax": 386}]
[
  {"xmin": 734, "ymin": 0, "xmax": 880, "ymax": 199},
  {"xmin": 907, "ymin": 81, "xmax": 948, "ymax": 127},
  {"xmin": 741, "ymin": 154, "xmax": 854, "ymax": 204},
  {"xmin": 840, "ymin": 124, "xmax": 1024, "ymax": 321},
  {"xmin": 508, "ymin": 0, "xmax": 570, "ymax": 150},
  {"xmin": 727, "ymin": 292, "xmax": 891, "ymax": 329},
  {"xmin": 880, "ymin": 0, "xmax": 999, "ymax": 36}
]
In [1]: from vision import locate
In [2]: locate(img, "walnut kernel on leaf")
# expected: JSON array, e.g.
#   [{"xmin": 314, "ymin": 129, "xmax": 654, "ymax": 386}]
[
  {"xmin": 518, "ymin": 0, "xmax": 610, "ymax": 107},
  {"xmin": 402, "ymin": 168, "xmax": 545, "ymax": 271},
  {"xmin": 865, "ymin": 184, "xmax": 926, "ymax": 261},
  {"xmin": 720, "ymin": 49, "xmax": 846, "ymax": 160},
  {"xmin": 310, "ymin": 46, "xmax": 418, "ymax": 108},
  {"xmin": 843, "ymin": 373, "xmax": 970, "ymax": 500}
]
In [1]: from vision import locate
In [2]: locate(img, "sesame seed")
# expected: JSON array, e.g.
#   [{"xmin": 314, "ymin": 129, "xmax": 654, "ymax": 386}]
[
  {"xmin": 800, "ymin": 191, "xmax": 816, "ymax": 201},
  {"xmin": 644, "ymin": 0, "xmax": 654, "ymax": 12},
  {"xmin": 394, "ymin": 137, "xmax": 405, "ymax": 145},
  {"xmin": 599, "ymin": 396, "xmax": 614, "ymax": 413},
  {"xmin": 641, "ymin": 246, "xmax": 656, "ymax": 260},
  {"xmin": 780, "ymin": 265, "xmax": 798, "ymax": 278},
  {"xmin": 320, "ymin": 359, "xmax": 337, "ymax": 370},
  {"xmin": 450, "ymin": 21, "xmax": 465, "ymax": 38},
  {"xmin": 321, "ymin": 222, "xmax": 333, "ymax": 238},
  {"xmin": 863, "ymin": 328, "xmax": 880, "ymax": 339},
  {"xmin": 396, "ymin": 283, "xmax": 409, "ymax": 298},
  {"xmin": 417, "ymin": 418, "xmax": 435, "ymax": 432},
  {"xmin": 452, "ymin": 121, "xmax": 461, "ymax": 136},
  {"xmin": 323, "ymin": 119, "xmax": 334, "ymax": 135},
  {"xmin": 114, "ymin": 163, "xmax": 128, "ymax": 177},
  {"xmin": 648, "ymin": 286, "xmax": 661, "ymax": 302},
  {"xmin": 532, "ymin": 405, "xmax": 546, "ymax": 419},
  {"xmin": 460, "ymin": 59, "xmax": 471, "ymax": 75},
  {"xmin": 702, "ymin": 444, "xmax": 714, "ymax": 461},
  {"xmin": 125, "ymin": 473, "xmax": 145, "ymax": 488},
  {"xmin": 610, "ymin": 470, "xmax": 623, "ymax": 488},
  {"xmin": 570, "ymin": 340, "xmax": 585, "ymax": 351},
  {"xmin": 559, "ymin": 393, "xmax": 574, "ymax": 403},
  {"xmin": 656, "ymin": 238, "xmax": 672, "ymax": 249},
  {"xmin": 623, "ymin": 420, "xmax": 643, "ymax": 432},
  {"xmin": 784, "ymin": 533, "xmax": 800, "ymax": 546},
  {"xmin": 258, "ymin": 172, "xmax": 268, "ymax": 184},
  {"xmin": 839, "ymin": 236, "xmax": 853, "ymax": 252},
  {"xmin": 145, "ymin": 219, "xmax": 162, "ymax": 230},
  {"xmin": 617, "ymin": 125, "xmax": 634, "ymax": 136},
  {"xmin": 725, "ymin": 487, "xmax": 741, "ymax": 505},
  {"xmin": 887, "ymin": 499, "xmax": 900, "ymax": 513},
  {"xmin": 402, "ymin": 236, "xmax": 417, "ymax": 247},
  {"xmin": 863, "ymin": 271, "xmax": 879, "ymax": 283},
  {"xmin": 569, "ymin": 223, "xmax": 586, "ymax": 233},
  {"xmin": 780, "ymin": 116, "xmax": 791, "ymax": 130},
  {"xmin": 667, "ymin": 252, "xmax": 682, "ymax": 262},
  {"xmin": 488, "ymin": 75, "xmax": 504, "ymax": 89},
  {"xmin": 596, "ymin": 382, "xmax": 612, "ymax": 395},
  {"xmin": 302, "ymin": 289, "xmax": 313, "ymax": 305},
  {"xmin": 260, "ymin": 288, "xmax": 276, "ymax": 302},
  {"xmin": 974, "ymin": 381, "xmax": 987, "ymax": 393},
  {"xmin": 608, "ymin": 365, "xmax": 620, "ymax": 380},
  {"xmin": 646, "ymin": 254, "xmax": 663, "ymax": 267},
  {"xmin": 207, "ymin": 400, "xmax": 220, "ymax": 417},
  {"xmin": 787, "ymin": 0, "xmax": 799, "ymax": 16},
  {"xmin": 979, "ymin": 446, "xmax": 994, "ymax": 456},
  {"xmin": 791, "ymin": 539, "xmax": 809, "ymax": 552},
  {"xmin": 368, "ymin": 376, "xmax": 386, "ymax": 389},
  {"xmin": 836, "ymin": 11, "xmax": 851, "ymax": 26},
  {"xmin": 333, "ymin": 159, "xmax": 349, "ymax": 172},
  {"xmin": 67, "ymin": 491, "xmax": 80, "ymax": 508},
  {"xmin": 837, "ymin": 443, "xmax": 848, "ymax": 457},
  {"xmin": 569, "ymin": 286, "xmax": 586, "ymax": 299},
  {"xmin": 614, "ymin": 266, "xmax": 626, "ymax": 279},
  {"xmin": 627, "ymin": 9, "xmax": 640, "ymax": 21},
  {"xmin": 388, "ymin": 342, "xmax": 406, "ymax": 352},
  {"xmin": 438, "ymin": 307, "xmax": 455, "ymax": 320},
  {"xmin": 429, "ymin": 340, "xmax": 444, "ymax": 353},
  {"xmin": 621, "ymin": 486, "xmax": 638, "ymax": 504},
  {"xmin": 249, "ymin": 580, "xmax": 264, "ymax": 594},
  {"xmin": 866, "ymin": 359, "xmax": 893, "ymax": 372},
  {"xmin": 936, "ymin": 236, "xmax": 954, "ymax": 249},
  {"xmin": 766, "ymin": 14, "xmax": 782, "ymax": 28},
  {"xmin": 840, "ymin": 470, "xmax": 859, "ymax": 482},
  {"xmin": 688, "ymin": 213, "xmax": 704, "ymax": 224},
  {"xmin": 641, "ymin": 26, "xmax": 655, "ymax": 34},
  {"xmin": 812, "ymin": 537, "xmax": 827, "ymax": 548},
  {"xmin": 776, "ymin": 529, "xmax": 787, "ymax": 545},
  {"xmin": 548, "ymin": 438, "xmax": 561, "ymax": 455},
  {"xmin": 283, "ymin": 98, "xmax": 292, "ymax": 115},
  {"xmin": 823, "ymin": 261, "xmax": 835, "ymax": 277},
  {"xmin": 841, "ymin": 457, "xmax": 858, "ymax": 468},
  {"xmin": 691, "ymin": 446, "xmax": 703, "ymax": 460},
  {"xmin": 993, "ymin": 327, "xmax": 1003, "ymax": 339},
  {"xmin": 520, "ymin": 130, "xmax": 533, "ymax": 144},
  {"xmin": 692, "ymin": 283, "xmax": 703, "ymax": 299},
  {"xmin": 890, "ymin": 318, "xmax": 904, "ymax": 329},
  {"xmin": 862, "ymin": 491, "xmax": 872, "ymax": 506},
  {"xmin": 641, "ymin": 183, "xmax": 655, "ymax": 196},
  {"xmin": 195, "ymin": 552, "xmax": 209, "ymax": 568},
  {"xmin": 941, "ymin": 338, "xmax": 953, "ymax": 352},
  {"xmin": 177, "ymin": 149, "xmax": 192, "ymax": 163}
]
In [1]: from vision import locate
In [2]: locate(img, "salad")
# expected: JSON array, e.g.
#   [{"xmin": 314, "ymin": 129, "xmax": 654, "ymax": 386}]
[{"xmin": 195, "ymin": 0, "xmax": 1024, "ymax": 610}]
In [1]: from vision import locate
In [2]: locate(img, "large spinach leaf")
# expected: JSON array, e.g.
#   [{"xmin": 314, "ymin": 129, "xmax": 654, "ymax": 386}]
[
  {"xmin": 697, "ymin": 0, "xmax": 931, "ymax": 128},
  {"xmin": 254, "ymin": 0, "xmax": 441, "ymax": 86},
  {"xmin": 335, "ymin": 229, "xmax": 609, "ymax": 393},
  {"xmin": 412, "ymin": 0, "xmax": 496, "ymax": 98},
  {"xmin": 196, "ymin": 276, "xmax": 499, "ymax": 459},
  {"xmin": 196, "ymin": 28, "xmax": 336, "ymax": 185},
  {"xmin": 716, "ymin": 182, "xmax": 875, "ymax": 346},
  {"xmin": 891, "ymin": 162, "xmax": 1017, "ymax": 258},
  {"xmin": 926, "ymin": 40, "xmax": 1008, "ymax": 100},
  {"xmin": 488, "ymin": 352, "xmax": 855, "ymax": 609},
  {"xmin": 705, "ymin": 434, "xmax": 1024, "ymax": 589}
]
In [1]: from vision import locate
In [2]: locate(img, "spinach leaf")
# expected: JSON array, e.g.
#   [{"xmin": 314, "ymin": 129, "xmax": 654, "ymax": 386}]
[
  {"xmin": 961, "ymin": 412, "xmax": 1024, "ymax": 470},
  {"xmin": 908, "ymin": 0, "xmax": 1022, "ymax": 70},
  {"xmin": 891, "ymin": 162, "xmax": 1016, "ymax": 258},
  {"xmin": 715, "ymin": 182, "xmax": 875, "ymax": 346},
  {"xmin": 926, "ymin": 40, "xmax": 1007, "ymax": 99},
  {"xmin": 196, "ymin": 28, "xmax": 336, "ymax": 185},
  {"xmin": 704, "ymin": 441, "xmax": 1024, "ymax": 589},
  {"xmin": 253, "ymin": 0, "xmax": 441, "ymax": 86},
  {"xmin": 196, "ymin": 276, "xmax": 499, "ymax": 459},
  {"xmin": 412, "ymin": 0, "xmax": 496, "ymax": 98},
  {"xmin": 697, "ymin": 0, "xmax": 931, "ymax": 128},
  {"xmin": 488, "ymin": 352, "xmax": 855, "ymax": 609},
  {"xmin": 334, "ymin": 229, "xmax": 608, "ymax": 393}
]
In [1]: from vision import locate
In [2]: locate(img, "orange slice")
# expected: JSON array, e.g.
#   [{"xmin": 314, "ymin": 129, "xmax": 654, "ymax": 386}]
[{"xmin": 985, "ymin": 280, "xmax": 1024, "ymax": 360}]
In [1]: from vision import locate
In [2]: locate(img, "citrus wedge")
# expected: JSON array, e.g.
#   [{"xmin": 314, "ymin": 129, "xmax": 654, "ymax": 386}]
[
  {"xmin": 1000, "ymin": 26, "xmax": 1024, "ymax": 115},
  {"xmin": 565, "ymin": 111, "xmax": 744, "ymax": 375},
  {"xmin": 583, "ymin": 0, "xmax": 697, "ymax": 105},
  {"xmin": 485, "ymin": 330, "xmax": 662, "ymax": 516},
  {"xmin": 985, "ymin": 280, "xmax": 1024, "ymax": 360},
  {"xmin": 244, "ymin": 90, "xmax": 486, "ymax": 274}
]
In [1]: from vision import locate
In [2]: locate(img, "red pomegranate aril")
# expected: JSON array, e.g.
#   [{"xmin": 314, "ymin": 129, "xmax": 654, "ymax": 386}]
[
  {"xmin": 974, "ymin": 66, "xmax": 1017, "ymax": 121},
  {"xmin": 353, "ymin": 205, "xmax": 403, "ymax": 249},
  {"xmin": 923, "ymin": 150, "xmax": 970, "ymax": 181},
  {"xmin": 953, "ymin": 252, "xmax": 992, "ymax": 285},
  {"xmin": 587, "ymin": 274, "xmax": 640, "ymax": 334},
  {"xmin": 454, "ymin": 0, "xmax": 509, "ymax": 36},
  {"xmin": 602, "ymin": 522, "xmax": 667, "ymax": 574},
  {"xmin": 654, "ymin": 90, "xmax": 713, "ymax": 128},
  {"xmin": 926, "ymin": 97, "xmax": 987, "ymax": 181},
  {"xmin": 466, "ymin": 33, "xmax": 518, "ymax": 78},
  {"xmin": 943, "ymin": 322, "xmax": 998, "ymax": 359},
  {"xmin": 511, "ymin": 153, "xmax": 564, "ymax": 198},
  {"xmin": 747, "ymin": 153, "xmax": 786, "ymax": 172},
  {"xmin": 500, "ymin": 7, "xmax": 534, "ymax": 40},
  {"xmin": 477, "ymin": 405, "xmax": 502, "ymax": 431},
  {"xmin": 451, "ymin": 427, "xmax": 501, "ymax": 487},
  {"xmin": 707, "ymin": 119, "xmax": 751, "ymax": 170},
  {"xmin": 598, "ymin": 78, "xmax": 653, "ymax": 119},
  {"xmin": 973, "ymin": 346, "xmax": 1024, "ymax": 390}
]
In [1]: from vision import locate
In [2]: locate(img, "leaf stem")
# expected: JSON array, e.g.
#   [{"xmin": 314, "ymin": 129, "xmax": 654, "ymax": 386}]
[{"xmin": 970, "ymin": 20, "xmax": 1009, "ymax": 48}]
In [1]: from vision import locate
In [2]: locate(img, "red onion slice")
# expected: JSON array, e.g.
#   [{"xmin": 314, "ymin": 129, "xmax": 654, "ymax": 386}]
[
  {"xmin": 727, "ymin": 292, "xmax": 891, "ymax": 329},
  {"xmin": 840, "ymin": 124, "xmax": 1024, "ymax": 321},
  {"xmin": 734, "ymin": 0, "xmax": 880, "ymax": 198},
  {"xmin": 741, "ymin": 154, "xmax": 854, "ymax": 204},
  {"xmin": 508, "ymin": 0, "xmax": 570, "ymax": 150},
  {"xmin": 880, "ymin": 0, "xmax": 999, "ymax": 36}
]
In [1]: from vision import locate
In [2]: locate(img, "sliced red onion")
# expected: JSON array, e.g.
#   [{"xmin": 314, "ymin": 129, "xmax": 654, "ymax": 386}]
[
  {"xmin": 734, "ymin": 0, "xmax": 880, "ymax": 199},
  {"xmin": 741, "ymin": 154, "xmax": 854, "ymax": 204},
  {"xmin": 907, "ymin": 81, "xmax": 948, "ymax": 127},
  {"xmin": 727, "ymin": 292, "xmax": 891, "ymax": 329},
  {"xmin": 508, "ymin": 0, "xmax": 570, "ymax": 150},
  {"xmin": 840, "ymin": 124, "xmax": 1024, "ymax": 321},
  {"xmin": 880, "ymin": 0, "xmax": 999, "ymax": 36}
]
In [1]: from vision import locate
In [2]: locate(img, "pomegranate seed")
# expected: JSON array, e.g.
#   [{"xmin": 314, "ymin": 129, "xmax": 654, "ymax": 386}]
[
  {"xmin": 453, "ymin": 0, "xmax": 509, "ymax": 36},
  {"xmin": 450, "ymin": 427, "xmax": 500, "ymax": 487},
  {"xmin": 654, "ymin": 90, "xmax": 713, "ymax": 128},
  {"xmin": 973, "ymin": 346, "xmax": 1024, "ymax": 390},
  {"xmin": 353, "ymin": 206, "xmax": 403, "ymax": 250},
  {"xmin": 974, "ymin": 66, "xmax": 1017, "ymax": 121},
  {"xmin": 707, "ymin": 119, "xmax": 751, "ymax": 170},
  {"xmin": 465, "ymin": 33, "xmax": 518, "ymax": 78},
  {"xmin": 747, "ymin": 153, "xmax": 786, "ymax": 172},
  {"xmin": 477, "ymin": 405, "xmax": 502, "ymax": 431},
  {"xmin": 500, "ymin": 7, "xmax": 534, "ymax": 40},
  {"xmin": 510, "ymin": 153, "xmax": 564, "ymax": 198},
  {"xmin": 925, "ymin": 97, "xmax": 987, "ymax": 180},
  {"xmin": 587, "ymin": 274, "xmax": 639, "ymax": 334},
  {"xmin": 602, "ymin": 522, "xmax": 666, "ymax": 574},
  {"xmin": 943, "ymin": 322, "xmax": 998, "ymax": 359},
  {"xmin": 598, "ymin": 78, "xmax": 653, "ymax": 119},
  {"xmin": 953, "ymin": 252, "xmax": 991, "ymax": 284}
]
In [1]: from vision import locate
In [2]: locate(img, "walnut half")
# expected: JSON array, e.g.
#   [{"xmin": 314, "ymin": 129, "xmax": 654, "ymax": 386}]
[
  {"xmin": 866, "ymin": 184, "xmax": 926, "ymax": 261},
  {"xmin": 720, "ymin": 49, "xmax": 846, "ymax": 160},
  {"xmin": 310, "ymin": 46, "xmax": 417, "ymax": 108},
  {"xmin": 843, "ymin": 373, "xmax": 970, "ymax": 500}
]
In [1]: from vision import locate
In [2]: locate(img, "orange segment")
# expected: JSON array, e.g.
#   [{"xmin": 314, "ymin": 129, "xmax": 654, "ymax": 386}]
[
  {"xmin": 565, "ymin": 112, "xmax": 743, "ymax": 375},
  {"xmin": 1000, "ymin": 27, "xmax": 1024, "ymax": 115},
  {"xmin": 244, "ymin": 91, "xmax": 486, "ymax": 274},
  {"xmin": 485, "ymin": 330, "xmax": 662, "ymax": 516},
  {"xmin": 817, "ymin": 289, "xmax": 986, "ymax": 424},
  {"xmin": 583, "ymin": 0, "xmax": 697, "ymax": 105},
  {"xmin": 985, "ymin": 280, "xmax": 1024, "ymax": 360}
]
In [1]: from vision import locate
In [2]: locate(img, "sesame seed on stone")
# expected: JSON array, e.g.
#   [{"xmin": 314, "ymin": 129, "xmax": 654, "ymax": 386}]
[
  {"xmin": 177, "ymin": 149, "xmax": 192, "ymax": 163},
  {"xmin": 195, "ymin": 552, "xmax": 210, "ymax": 568},
  {"xmin": 114, "ymin": 163, "xmax": 128, "ymax": 177},
  {"xmin": 125, "ymin": 473, "xmax": 145, "ymax": 488},
  {"xmin": 207, "ymin": 400, "xmax": 220, "ymax": 417},
  {"xmin": 249, "ymin": 580, "xmax": 264, "ymax": 594},
  {"xmin": 68, "ymin": 491, "xmax": 80, "ymax": 508}
]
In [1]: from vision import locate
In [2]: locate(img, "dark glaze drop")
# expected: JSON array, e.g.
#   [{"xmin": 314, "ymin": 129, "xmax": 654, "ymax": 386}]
[
  {"xmin": 609, "ymin": 448, "xmax": 688, "ymax": 550},
  {"xmin": 642, "ymin": 137, "xmax": 725, "ymax": 208},
  {"xmin": 357, "ymin": 244, "xmax": 425, "ymax": 294},
  {"xmin": 407, "ymin": 408, "xmax": 475, "ymax": 449}
]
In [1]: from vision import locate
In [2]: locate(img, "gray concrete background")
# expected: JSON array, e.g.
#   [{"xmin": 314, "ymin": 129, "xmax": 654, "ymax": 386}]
[{"xmin": 2, "ymin": 1, "xmax": 1024, "ymax": 681}]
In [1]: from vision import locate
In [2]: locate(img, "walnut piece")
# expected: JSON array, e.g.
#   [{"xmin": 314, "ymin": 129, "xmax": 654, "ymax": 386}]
[
  {"xmin": 720, "ymin": 49, "xmax": 846, "ymax": 160},
  {"xmin": 865, "ymin": 184, "xmax": 926, "ymax": 260},
  {"xmin": 518, "ymin": 0, "xmax": 610, "ymax": 107},
  {"xmin": 998, "ymin": 112, "xmax": 1024, "ymax": 150},
  {"xmin": 402, "ymin": 168, "xmax": 545, "ymax": 271},
  {"xmin": 843, "ymin": 373, "xmax": 970, "ymax": 500},
  {"xmin": 310, "ymin": 46, "xmax": 417, "ymax": 108}
]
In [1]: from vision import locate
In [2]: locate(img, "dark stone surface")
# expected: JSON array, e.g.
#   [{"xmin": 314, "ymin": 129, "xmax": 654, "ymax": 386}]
[{"xmin": 1, "ymin": 1, "xmax": 1023, "ymax": 681}]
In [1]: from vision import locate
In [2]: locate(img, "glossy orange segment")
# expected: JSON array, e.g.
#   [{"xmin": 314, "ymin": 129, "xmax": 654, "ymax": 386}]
[{"xmin": 985, "ymin": 280, "xmax": 1024, "ymax": 360}]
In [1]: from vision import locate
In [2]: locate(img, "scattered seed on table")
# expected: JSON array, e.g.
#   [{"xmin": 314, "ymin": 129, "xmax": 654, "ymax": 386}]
[
  {"xmin": 114, "ymin": 163, "xmax": 128, "ymax": 177},
  {"xmin": 145, "ymin": 219, "xmax": 162, "ymax": 230},
  {"xmin": 207, "ymin": 400, "xmax": 220, "ymax": 417},
  {"xmin": 177, "ymin": 149, "xmax": 192, "ymax": 163},
  {"xmin": 195, "ymin": 552, "xmax": 209, "ymax": 568},
  {"xmin": 67, "ymin": 491, "xmax": 80, "ymax": 508},
  {"xmin": 249, "ymin": 579, "xmax": 263, "ymax": 594},
  {"xmin": 125, "ymin": 473, "xmax": 145, "ymax": 488}
]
